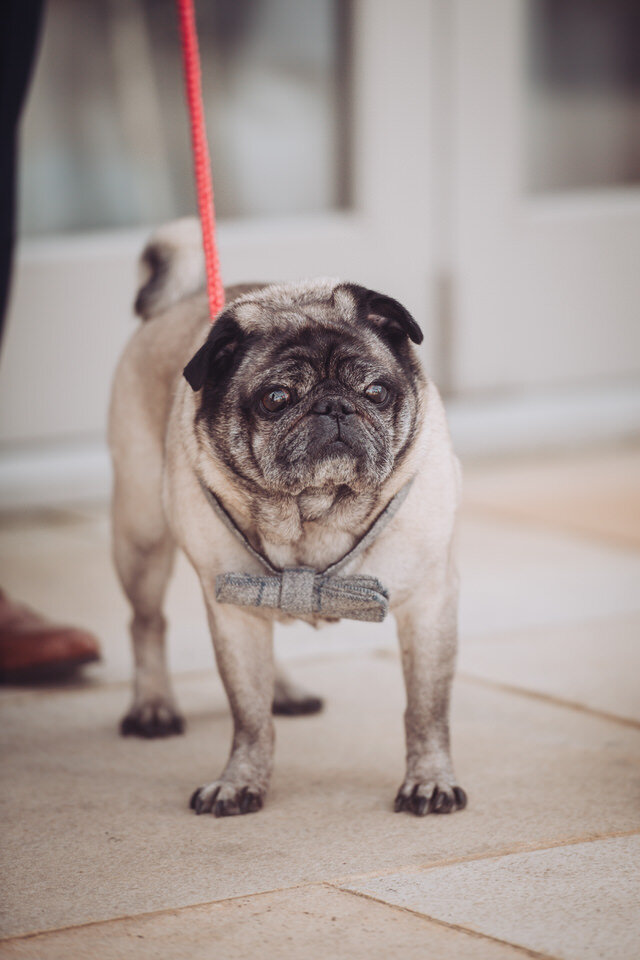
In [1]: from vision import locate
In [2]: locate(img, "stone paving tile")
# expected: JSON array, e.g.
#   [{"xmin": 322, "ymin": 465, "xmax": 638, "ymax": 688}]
[
  {"xmin": 463, "ymin": 446, "xmax": 640, "ymax": 548},
  {"xmin": 457, "ymin": 515, "xmax": 640, "ymax": 642},
  {"xmin": 0, "ymin": 884, "xmax": 530, "ymax": 960},
  {"xmin": 0, "ymin": 515, "xmax": 397, "ymax": 684},
  {"xmin": 1, "ymin": 655, "xmax": 639, "ymax": 937},
  {"xmin": 343, "ymin": 835, "xmax": 640, "ymax": 960},
  {"xmin": 459, "ymin": 612, "xmax": 640, "ymax": 724},
  {"xmin": 0, "ymin": 518, "xmax": 215, "ymax": 683},
  {"xmin": 2, "ymin": 508, "xmax": 640, "ymax": 686}
]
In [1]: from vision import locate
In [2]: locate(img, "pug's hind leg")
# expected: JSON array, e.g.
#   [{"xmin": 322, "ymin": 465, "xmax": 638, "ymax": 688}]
[
  {"xmin": 114, "ymin": 517, "xmax": 183, "ymax": 738},
  {"xmin": 191, "ymin": 604, "xmax": 275, "ymax": 817},
  {"xmin": 272, "ymin": 663, "xmax": 324, "ymax": 716},
  {"xmin": 393, "ymin": 568, "xmax": 467, "ymax": 817}
]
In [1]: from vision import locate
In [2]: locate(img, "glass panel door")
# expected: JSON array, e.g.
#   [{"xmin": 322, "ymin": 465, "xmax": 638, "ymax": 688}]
[
  {"xmin": 0, "ymin": 0, "xmax": 434, "ymax": 489},
  {"xmin": 452, "ymin": 0, "xmax": 640, "ymax": 395},
  {"xmin": 526, "ymin": 0, "xmax": 640, "ymax": 194},
  {"xmin": 20, "ymin": 0, "xmax": 351, "ymax": 236}
]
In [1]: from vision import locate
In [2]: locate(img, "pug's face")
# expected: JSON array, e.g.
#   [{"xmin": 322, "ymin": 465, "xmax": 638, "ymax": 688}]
[{"xmin": 184, "ymin": 281, "xmax": 425, "ymax": 498}]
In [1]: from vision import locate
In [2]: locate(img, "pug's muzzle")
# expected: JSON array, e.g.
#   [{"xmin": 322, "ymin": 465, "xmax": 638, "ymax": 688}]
[
  {"xmin": 270, "ymin": 389, "xmax": 391, "ymax": 494},
  {"xmin": 306, "ymin": 395, "xmax": 361, "ymax": 454}
]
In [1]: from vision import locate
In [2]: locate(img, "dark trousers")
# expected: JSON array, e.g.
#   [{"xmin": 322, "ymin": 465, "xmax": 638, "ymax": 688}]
[{"xmin": 0, "ymin": 0, "xmax": 45, "ymax": 340}]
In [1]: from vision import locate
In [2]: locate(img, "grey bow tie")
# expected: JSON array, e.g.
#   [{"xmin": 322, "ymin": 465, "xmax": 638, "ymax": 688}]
[
  {"xmin": 199, "ymin": 478, "xmax": 414, "ymax": 623},
  {"xmin": 216, "ymin": 567, "xmax": 390, "ymax": 622}
]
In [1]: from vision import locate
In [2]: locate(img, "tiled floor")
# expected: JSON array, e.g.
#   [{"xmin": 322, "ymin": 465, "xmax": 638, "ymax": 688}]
[{"xmin": 1, "ymin": 447, "xmax": 639, "ymax": 959}]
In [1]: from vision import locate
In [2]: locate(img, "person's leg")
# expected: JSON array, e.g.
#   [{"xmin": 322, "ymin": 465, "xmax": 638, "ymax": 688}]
[
  {"xmin": 0, "ymin": 0, "xmax": 45, "ymax": 336},
  {"xmin": 0, "ymin": 0, "xmax": 102, "ymax": 683}
]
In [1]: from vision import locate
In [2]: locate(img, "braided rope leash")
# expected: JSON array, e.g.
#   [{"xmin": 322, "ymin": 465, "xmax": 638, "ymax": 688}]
[
  {"xmin": 176, "ymin": 0, "xmax": 225, "ymax": 320},
  {"xmin": 175, "ymin": 3, "xmax": 412, "ymax": 622}
]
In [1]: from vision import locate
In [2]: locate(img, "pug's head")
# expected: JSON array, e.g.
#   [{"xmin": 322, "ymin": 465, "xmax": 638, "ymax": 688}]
[{"xmin": 183, "ymin": 280, "xmax": 425, "ymax": 499}]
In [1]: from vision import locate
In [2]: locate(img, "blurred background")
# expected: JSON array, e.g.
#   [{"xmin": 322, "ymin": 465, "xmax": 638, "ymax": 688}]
[
  {"xmin": 2, "ymin": 5, "xmax": 640, "ymax": 942},
  {"xmin": 1, "ymin": 0, "xmax": 639, "ymax": 505}
]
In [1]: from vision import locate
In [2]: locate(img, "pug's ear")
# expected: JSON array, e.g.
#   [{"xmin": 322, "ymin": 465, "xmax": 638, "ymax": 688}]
[
  {"xmin": 183, "ymin": 313, "xmax": 243, "ymax": 391},
  {"xmin": 346, "ymin": 284, "xmax": 423, "ymax": 346}
]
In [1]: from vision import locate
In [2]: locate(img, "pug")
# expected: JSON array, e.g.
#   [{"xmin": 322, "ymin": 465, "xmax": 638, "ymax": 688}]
[{"xmin": 109, "ymin": 217, "xmax": 467, "ymax": 818}]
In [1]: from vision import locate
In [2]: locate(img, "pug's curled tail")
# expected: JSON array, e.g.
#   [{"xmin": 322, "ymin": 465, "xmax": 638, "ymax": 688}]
[{"xmin": 134, "ymin": 217, "xmax": 205, "ymax": 320}]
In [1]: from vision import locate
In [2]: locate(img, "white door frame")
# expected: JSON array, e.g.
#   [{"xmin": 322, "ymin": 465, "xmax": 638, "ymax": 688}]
[{"xmin": 451, "ymin": 0, "xmax": 640, "ymax": 395}]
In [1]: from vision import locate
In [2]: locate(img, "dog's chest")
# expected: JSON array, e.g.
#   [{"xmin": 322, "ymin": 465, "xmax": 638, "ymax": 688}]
[
  {"xmin": 259, "ymin": 523, "xmax": 357, "ymax": 573},
  {"xmin": 254, "ymin": 489, "xmax": 379, "ymax": 573}
]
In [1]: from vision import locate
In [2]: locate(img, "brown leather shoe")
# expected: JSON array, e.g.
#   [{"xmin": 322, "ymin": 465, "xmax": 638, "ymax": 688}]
[{"xmin": 0, "ymin": 591, "xmax": 101, "ymax": 683}]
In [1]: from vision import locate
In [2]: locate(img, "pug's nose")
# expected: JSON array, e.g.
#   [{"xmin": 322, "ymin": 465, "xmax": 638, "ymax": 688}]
[{"xmin": 312, "ymin": 397, "xmax": 355, "ymax": 417}]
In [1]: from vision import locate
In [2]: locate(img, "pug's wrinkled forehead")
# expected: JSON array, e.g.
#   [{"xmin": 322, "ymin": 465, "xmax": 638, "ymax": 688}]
[
  {"xmin": 229, "ymin": 277, "xmax": 346, "ymax": 330},
  {"xmin": 183, "ymin": 279, "xmax": 424, "ymax": 393}
]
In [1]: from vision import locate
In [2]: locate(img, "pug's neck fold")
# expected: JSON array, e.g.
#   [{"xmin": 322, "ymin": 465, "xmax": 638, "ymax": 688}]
[
  {"xmin": 197, "ymin": 475, "xmax": 415, "ymax": 580},
  {"xmin": 196, "ymin": 462, "xmax": 395, "ymax": 572},
  {"xmin": 253, "ymin": 487, "xmax": 386, "ymax": 570}
]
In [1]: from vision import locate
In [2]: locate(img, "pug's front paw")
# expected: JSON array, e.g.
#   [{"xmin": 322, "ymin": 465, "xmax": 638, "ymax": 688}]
[
  {"xmin": 120, "ymin": 700, "xmax": 185, "ymax": 738},
  {"xmin": 190, "ymin": 780, "xmax": 265, "ymax": 817},
  {"xmin": 394, "ymin": 779, "xmax": 467, "ymax": 816}
]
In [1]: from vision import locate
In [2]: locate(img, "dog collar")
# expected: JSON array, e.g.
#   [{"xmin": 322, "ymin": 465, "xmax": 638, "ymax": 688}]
[{"xmin": 198, "ymin": 477, "xmax": 414, "ymax": 623}]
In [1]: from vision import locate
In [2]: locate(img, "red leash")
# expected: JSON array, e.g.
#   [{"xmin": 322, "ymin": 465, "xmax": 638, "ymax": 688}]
[{"xmin": 176, "ymin": 0, "xmax": 225, "ymax": 320}]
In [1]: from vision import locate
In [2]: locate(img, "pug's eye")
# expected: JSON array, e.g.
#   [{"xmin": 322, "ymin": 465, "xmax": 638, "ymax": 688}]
[
  {"xmin": 261, "ymin": 387, "xmax": 291, "ymax": 413},
  {"xmin": 364, "ymin": 383, "xmax": 389, "ymax": 405}
]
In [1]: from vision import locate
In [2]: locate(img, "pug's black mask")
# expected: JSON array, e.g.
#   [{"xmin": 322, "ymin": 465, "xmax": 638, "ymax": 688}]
[{"xmin": 184, "ymin": 280, "xmax": 425, "ymax": 498}]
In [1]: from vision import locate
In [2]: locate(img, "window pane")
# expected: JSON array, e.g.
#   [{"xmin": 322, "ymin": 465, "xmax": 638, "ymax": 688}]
[
  {"xmin": 525, "ymin": 0, "xmax": 640, "ymax": 193},
  {"xmin": 19, "ymin": 0, "xmax": 351, "ymax": 236}
]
